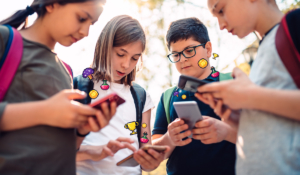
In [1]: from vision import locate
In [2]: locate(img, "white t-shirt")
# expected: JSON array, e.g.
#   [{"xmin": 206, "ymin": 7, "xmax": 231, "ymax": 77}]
[{"xmin": 76, "ymin": 80, "xmax": 154, "ymax": 175}]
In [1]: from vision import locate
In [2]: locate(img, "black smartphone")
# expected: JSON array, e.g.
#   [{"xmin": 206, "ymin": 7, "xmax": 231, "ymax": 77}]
[{"xmin": 178, "ymin": 75, "xmax": 210, "ymax": 93}]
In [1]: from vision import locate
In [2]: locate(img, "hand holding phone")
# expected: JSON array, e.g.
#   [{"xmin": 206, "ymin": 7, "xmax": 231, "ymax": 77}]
[
  {"xmin": 116, "ymin": 145, "xmax": 168, "ymax": 167},
  {"xmin": 89, "ymin": 93, "xmax": 125, "ymax": 110},
  {"xmin": 173, "ymin": 101, "xmax": 203, "ymax": 138},
  {"xmin": 178, "ymin": 75, "xmax": 210, "ymax": 93}
]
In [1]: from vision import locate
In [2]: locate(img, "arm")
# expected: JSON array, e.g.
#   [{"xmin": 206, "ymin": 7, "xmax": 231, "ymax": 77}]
[
  {"xmin": 197, "ymin": 68, "xmax": 300, "ymax": 121},
  {"xmin": 76, "ymin": 138, "xmax": 136, "ymax": 162}
]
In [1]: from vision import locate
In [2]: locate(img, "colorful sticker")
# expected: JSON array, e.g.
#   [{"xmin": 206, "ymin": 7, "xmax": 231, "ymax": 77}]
[
  {"xmin": 198, "ymin": 58, "xmax": 208, "ymax": 69},
  {"xmin": 142, "ymin": 123, "xmax": 147, "ymax": 128},
  {"xmin": 100, "ymin": 79, "xmax": 110, "ymax": 90},
  {"xmin": 173, "ymin": 91, "xmax": 179, "ymax": 97},
  {"xmin": 181, "ymin": 94, "xmax": 187, "ymax": 100},
  {"xmin": 212, "ymin": 53, "xmax": 219, "ymax": 60},
  {"xmin": 140, "ymin": 132, "xmax": 149, "ymax": 143},
  {"xmin": 89, "ymin": 90, "xmax": 99, "ymax": 99},
  {"xmin": 211, "ymin": 66, "xmax": 220, "ymax": 78},
  {"xmin": 82, "ymin": 68, "xmax": 94, "ymax": 80},
  {"xmin": 124, "ymin": 121, "xmax": 139, "ymax": 135}
]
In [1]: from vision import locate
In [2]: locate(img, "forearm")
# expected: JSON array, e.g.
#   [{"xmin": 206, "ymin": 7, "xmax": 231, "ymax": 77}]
[
  {"xmin": 76, "ymin": 145, "xmax": 105, "ymax": 162},
  {"xmin": 0, "ymin": 101, "xmax": 47, "ymax": 131},
  {"xmin": 152, "ymin": 134, "xmax": 175, "ymax": 159},
  {"xmin": 224, "ymin": 123, "xmax": 237, "ymax": 144},
  {"xmin": 247, "ymin": 87, "xmax": 300, "ymax": 121},
  {"xmin": 76, "ymin": 136, "xmax": 85, "ymax": 149}
]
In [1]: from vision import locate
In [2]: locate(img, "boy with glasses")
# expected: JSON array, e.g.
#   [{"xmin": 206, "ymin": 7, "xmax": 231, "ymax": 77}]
[{"xmin": 152, "ymin": 17, "xmax": 236, "ymax": 175}]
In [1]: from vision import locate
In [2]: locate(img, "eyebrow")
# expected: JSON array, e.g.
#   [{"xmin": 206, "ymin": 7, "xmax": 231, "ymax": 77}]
[
  {"xmin": 212, "ymin": 1, "xmax": 219, "ymax": 13},
  {"xmin": 83, "ymin": 11, "xmax": 97, "ymax": 24},
  {"xmin": 120, "ymin": 48, "xmax": 142, "ymax": 56},
  {"xmin": 171, "ymin": 44, "xmax": 198, "ymax": 53}
]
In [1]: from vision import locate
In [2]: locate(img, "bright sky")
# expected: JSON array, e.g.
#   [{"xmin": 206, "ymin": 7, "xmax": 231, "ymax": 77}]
[{"xmin": 0, "ymin": 0, "xmax": 293, "ymax": 125}]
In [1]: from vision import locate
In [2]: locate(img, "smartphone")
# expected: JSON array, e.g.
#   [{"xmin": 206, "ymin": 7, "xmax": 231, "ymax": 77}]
[
  {"xmin": 89, "ymin": 93, "xmax": 125, "ymax": 111},
  {"xmin": 178, "ymin": 74, "xmax": 210, "ymax": 93},
  {"xmin": 173, "ymin": 101, "xmax": 203, "ymax": 138},
  {"xmin": 116, "ymin": 145, "xmax": 168, "ymax": 167}
]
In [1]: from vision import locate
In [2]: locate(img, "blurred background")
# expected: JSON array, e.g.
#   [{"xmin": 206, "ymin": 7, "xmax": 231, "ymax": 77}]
[{"xmin": 0, "ymin": 0, "xmax": 299, "ymax": 174}]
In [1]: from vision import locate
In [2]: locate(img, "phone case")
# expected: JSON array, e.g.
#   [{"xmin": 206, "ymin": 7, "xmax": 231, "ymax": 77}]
[
  {"xmin": 89, "ymin": 93, "xmax": 125, "ymax": 110},
  {"xmin": 178, "ymin": 75, "xmax": 210, "ymax": 93},
  {"xmin": 116, "ymin": 145, "xmax": 168, "ymax": 167},
  {"xmin": 173, "ymin": 101, "xmax": 203, "ymax": 138}
]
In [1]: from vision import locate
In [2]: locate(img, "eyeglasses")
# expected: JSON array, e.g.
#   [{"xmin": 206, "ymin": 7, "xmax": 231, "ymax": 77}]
[{"xmin": 167, "ymin": 43, "xmax": 206, "ymax": 63}]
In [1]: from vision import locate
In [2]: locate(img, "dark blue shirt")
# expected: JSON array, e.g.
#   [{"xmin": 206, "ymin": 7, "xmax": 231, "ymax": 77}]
[{"xmin": 152, "ymin": 73, "xmax": 236, "ymax": 175}]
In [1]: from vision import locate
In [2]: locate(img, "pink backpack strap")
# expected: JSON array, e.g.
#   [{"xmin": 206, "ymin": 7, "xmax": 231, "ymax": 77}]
[
  {"xmin": 275, "ymin": 11, "xmax": 300, "ymax": 89},
  {"xmin": 0, "ymin": 27, "xmax": 23, "ymax": 101},
  {"xmin": 61, "ymin": 60, "xmax": 73, "ymax": 78}
]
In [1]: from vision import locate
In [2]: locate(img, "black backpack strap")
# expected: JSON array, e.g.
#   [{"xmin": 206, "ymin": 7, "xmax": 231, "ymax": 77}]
[
  {"xmin": 130, "ymin": 83, "xmax": 146, "ymax": 145},
  {"xmin": 73, "ymin": 75, "xmax": 94, "ymax": 104}
]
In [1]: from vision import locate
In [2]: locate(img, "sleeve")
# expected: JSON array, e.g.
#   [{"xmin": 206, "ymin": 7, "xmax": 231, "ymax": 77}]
[
  {"xmin": 152, "ymin": 93, "xmax": 168, "ymax": 135},
  {"xmin": 142, "ymin": 91, "xmax": 155, "ymax": 113}
]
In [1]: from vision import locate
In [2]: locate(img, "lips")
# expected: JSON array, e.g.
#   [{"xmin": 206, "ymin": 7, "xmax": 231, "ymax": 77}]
[
  {"xmin": 116, "ymin": 70, "xmax": 125, "ymax": 76},
  {"xmin": 182, "ymin": 66, "xmax": 192, "ymax": 69},
  {"xmin": 71, "ymin": 36, "xmax": 79, "ymax": 43}
]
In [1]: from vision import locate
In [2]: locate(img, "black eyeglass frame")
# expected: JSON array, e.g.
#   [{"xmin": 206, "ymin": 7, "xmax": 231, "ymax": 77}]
[{"xmin": 167, "ymin": 43, "xmax": 206, "ymax": 63}]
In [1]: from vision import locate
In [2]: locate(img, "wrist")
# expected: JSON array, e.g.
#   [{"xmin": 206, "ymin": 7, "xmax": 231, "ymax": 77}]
[
  {"xmin": 224, "ymin": 124, "xmax": 237, "ymax": 144},
  {"xmin": 76, "ymin": 129, "xmax": 90, "ymax": 137}
]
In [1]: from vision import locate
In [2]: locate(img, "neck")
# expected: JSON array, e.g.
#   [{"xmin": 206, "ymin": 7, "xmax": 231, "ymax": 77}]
[
  {"xmin": 197, "ymin": 64, "xmax": 212, "ymax": 80},
  {"xmin": 20, "ymin": 18, "xmax": 56, "ymax": 50},
  {"xmin": 254, "ymin": 4, "xmax": 283, "ymax": 38}
]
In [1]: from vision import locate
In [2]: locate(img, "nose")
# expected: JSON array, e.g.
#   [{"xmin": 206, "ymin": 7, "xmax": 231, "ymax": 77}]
[
  {"xmin": 79, "ymin": 23, "xmax": 90, "ymax": 37},
  {"xmin": 218, "ymin": 18, "xmax": 227, "ymax": 31},
  {"xmin": 179, "ymin": 54, "xmax": 188, "ymax": 63},
  {"xmin": 121, "ymin": 56, "xmax": 130, "ymax": 69}
]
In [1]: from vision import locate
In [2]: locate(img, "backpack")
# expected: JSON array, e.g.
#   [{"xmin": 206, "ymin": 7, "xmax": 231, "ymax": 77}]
[
  {"xmin": 0, "ymin": 25, "xmax": 73, "ymax": 102},
  {"xmin": 275, "ymin": 9, "xmax": 300, "ymax": 88},
  {"xmin": 163, "ymin": 72, "xmax": 233, "ymax": 124},
  {"xmin": 73, "ymin": 75, "xmax": 147, "ymax": 144}
]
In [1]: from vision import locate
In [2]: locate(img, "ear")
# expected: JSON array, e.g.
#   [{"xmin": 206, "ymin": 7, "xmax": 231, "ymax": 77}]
[
  {"xmin": 45, "ymin": 3, "xmax": 59, "ymax": 13},
  {"xmin": 205, "ymin": 41, "xmax": 212, "ymax": 58}
]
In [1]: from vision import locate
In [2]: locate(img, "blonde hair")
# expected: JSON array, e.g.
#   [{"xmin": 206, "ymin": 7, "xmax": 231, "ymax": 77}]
[{"xmin": 92, "ymin": 15, "xmax": 146, "ymax": 86}]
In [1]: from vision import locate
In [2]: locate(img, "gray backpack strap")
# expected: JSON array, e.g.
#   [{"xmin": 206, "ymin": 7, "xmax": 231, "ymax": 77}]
[{"xmin": 130, "ymin": 83, "xmax": 146, "ymax": 145}]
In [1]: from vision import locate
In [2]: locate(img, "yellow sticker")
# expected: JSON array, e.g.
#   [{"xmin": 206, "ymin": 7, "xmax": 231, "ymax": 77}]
[
  {"xmin": 182, "ymin": 94, "xmax": 187, "ymax": 100},
  {"xmin": 198, "ymin": 58, "xmax": 208, "ymax": 69},
  {"xmin": 124, "ymin": 121, "xmax": 139, "ymax": 135},
  {"xmin": 212, "ymin": 53, "xmax": 219, "ymax": 60},
  {"xmin": 142, "ymin": 123, "xmax": 147, "ymax": 128},
  {"xmin": 89, "ymin": 90, "xmax": 98, "ymax": 99}
]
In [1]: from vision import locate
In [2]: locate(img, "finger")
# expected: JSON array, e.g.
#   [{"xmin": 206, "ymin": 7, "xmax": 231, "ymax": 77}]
[
  {"xmin": 95, "ymin": 110, "xmax": 110, "ymax": 129},
  {"xmin": 192, "ymin": 127, "xmax": 211, "ymax": 135},
  {"xmin": 148, "ymin": 149, "xmax": 164, "ymax": 161},
  {"xmin": 193, "ymin": 133, "xmax": 212, "ymax": 140},
  {"xmin": 195, "ymin": 93, "xmax": 210, "ymax": 104},
  {"xmin": 110, "ymin": 101, "xmax": 117, "ymax": 117},
  {"xmin": 214, "ymin": 100, "xmax": 223, "ymax": 116},
  {"xmin": 171, "ymin": 124, "xmax": 189, "ymax": 135},
  {"xmin": 100, "ymin": 102, "xmax": 110, "ymax": 119},
  {"xmin": 116, "ymin": 137, "xmax": 135, "ymax": 143},
  {"xmin": 63, "ymin": 89, "xmax": 86, "ymax": 100},
  {"xmin": 206, "ymin": 93, "xmax": 217, "ymax": 108},
  {"xmin": 87, "ymin": 117, "xmax": 100, "ymax": 132},
  {"xmin": 221, "ymin": 108, "xmax": 232, "ymax": 121},
  {"xmin": 175, "ymin": 130, "xmax": 191, "ymax": 140},
  {"xmin": 121, "ymin": 142, "xmax": 136, "ymax": 152},
  {"xmin": 134, "ymin": 151, "xmax": 150, "ymax": 167},
  {"xmin": 195, "ymin": 118, "xmax": 213, "ymax": 128},
  {"xmin": 72, "ymin": 102, "xmax": 98, "ymax": 116},
  {"xmin": 201, "ymin": 138, "xmax": 214, "ymax": 144},
  {"xmin": 197, "ymin": 82, "xmax": 225, "ymax": 93},
  {"xmin": 177, "ymin": 138, "xmax": 192, "ymax": 146},
  {"xmin": 103, "ymin": 146, "xmax": 114, "ymax": 156},
  {"xmin": 168, "ymin": 118, "xmax": 185, "ymax": 131},
  {"xmin": 137, "ymin": 149, "xmax": 155, "ymax": 162}
]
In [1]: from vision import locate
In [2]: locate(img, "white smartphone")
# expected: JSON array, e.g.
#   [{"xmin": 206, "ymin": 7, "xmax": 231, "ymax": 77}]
[{"xmin": 173, "ymin": 101, "xmax": 203, "ymax": 138}]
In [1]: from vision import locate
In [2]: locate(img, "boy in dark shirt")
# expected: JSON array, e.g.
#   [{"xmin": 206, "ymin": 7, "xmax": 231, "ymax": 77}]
[{"xmin": 152, "ymin": 17, "xmax": 236, "ymax": 175}]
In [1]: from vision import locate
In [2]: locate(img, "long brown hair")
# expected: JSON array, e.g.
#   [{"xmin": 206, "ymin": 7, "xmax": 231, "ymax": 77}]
[
  {"xmin": 92, "ymin": 15, "xmax": 146, "ymax": 86},
  {"xmin": 0, "ymin": 0, "xmax": 106, "ymax": 29}
]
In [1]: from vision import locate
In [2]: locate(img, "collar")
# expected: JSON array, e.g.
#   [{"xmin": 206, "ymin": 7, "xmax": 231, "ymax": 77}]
[{"xmin": 259, "ymin": 23, "xmax": 279, "ymax": 45}]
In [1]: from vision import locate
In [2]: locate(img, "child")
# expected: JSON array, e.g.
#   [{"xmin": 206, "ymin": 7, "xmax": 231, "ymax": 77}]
[
  {"xmin": 0, "ymin": 0, "xmax": 115, "ymax": 174},
  {"xmin": 152, "ymin": 17, "xmax": 236, "ymax": 175},
  {"xmin": 75, "ymin": 15, "xmax": 169, "ymax": 175},
  {"xmin": 196, "ymin": 0, "xmax": 300, "ymax": 174}
]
